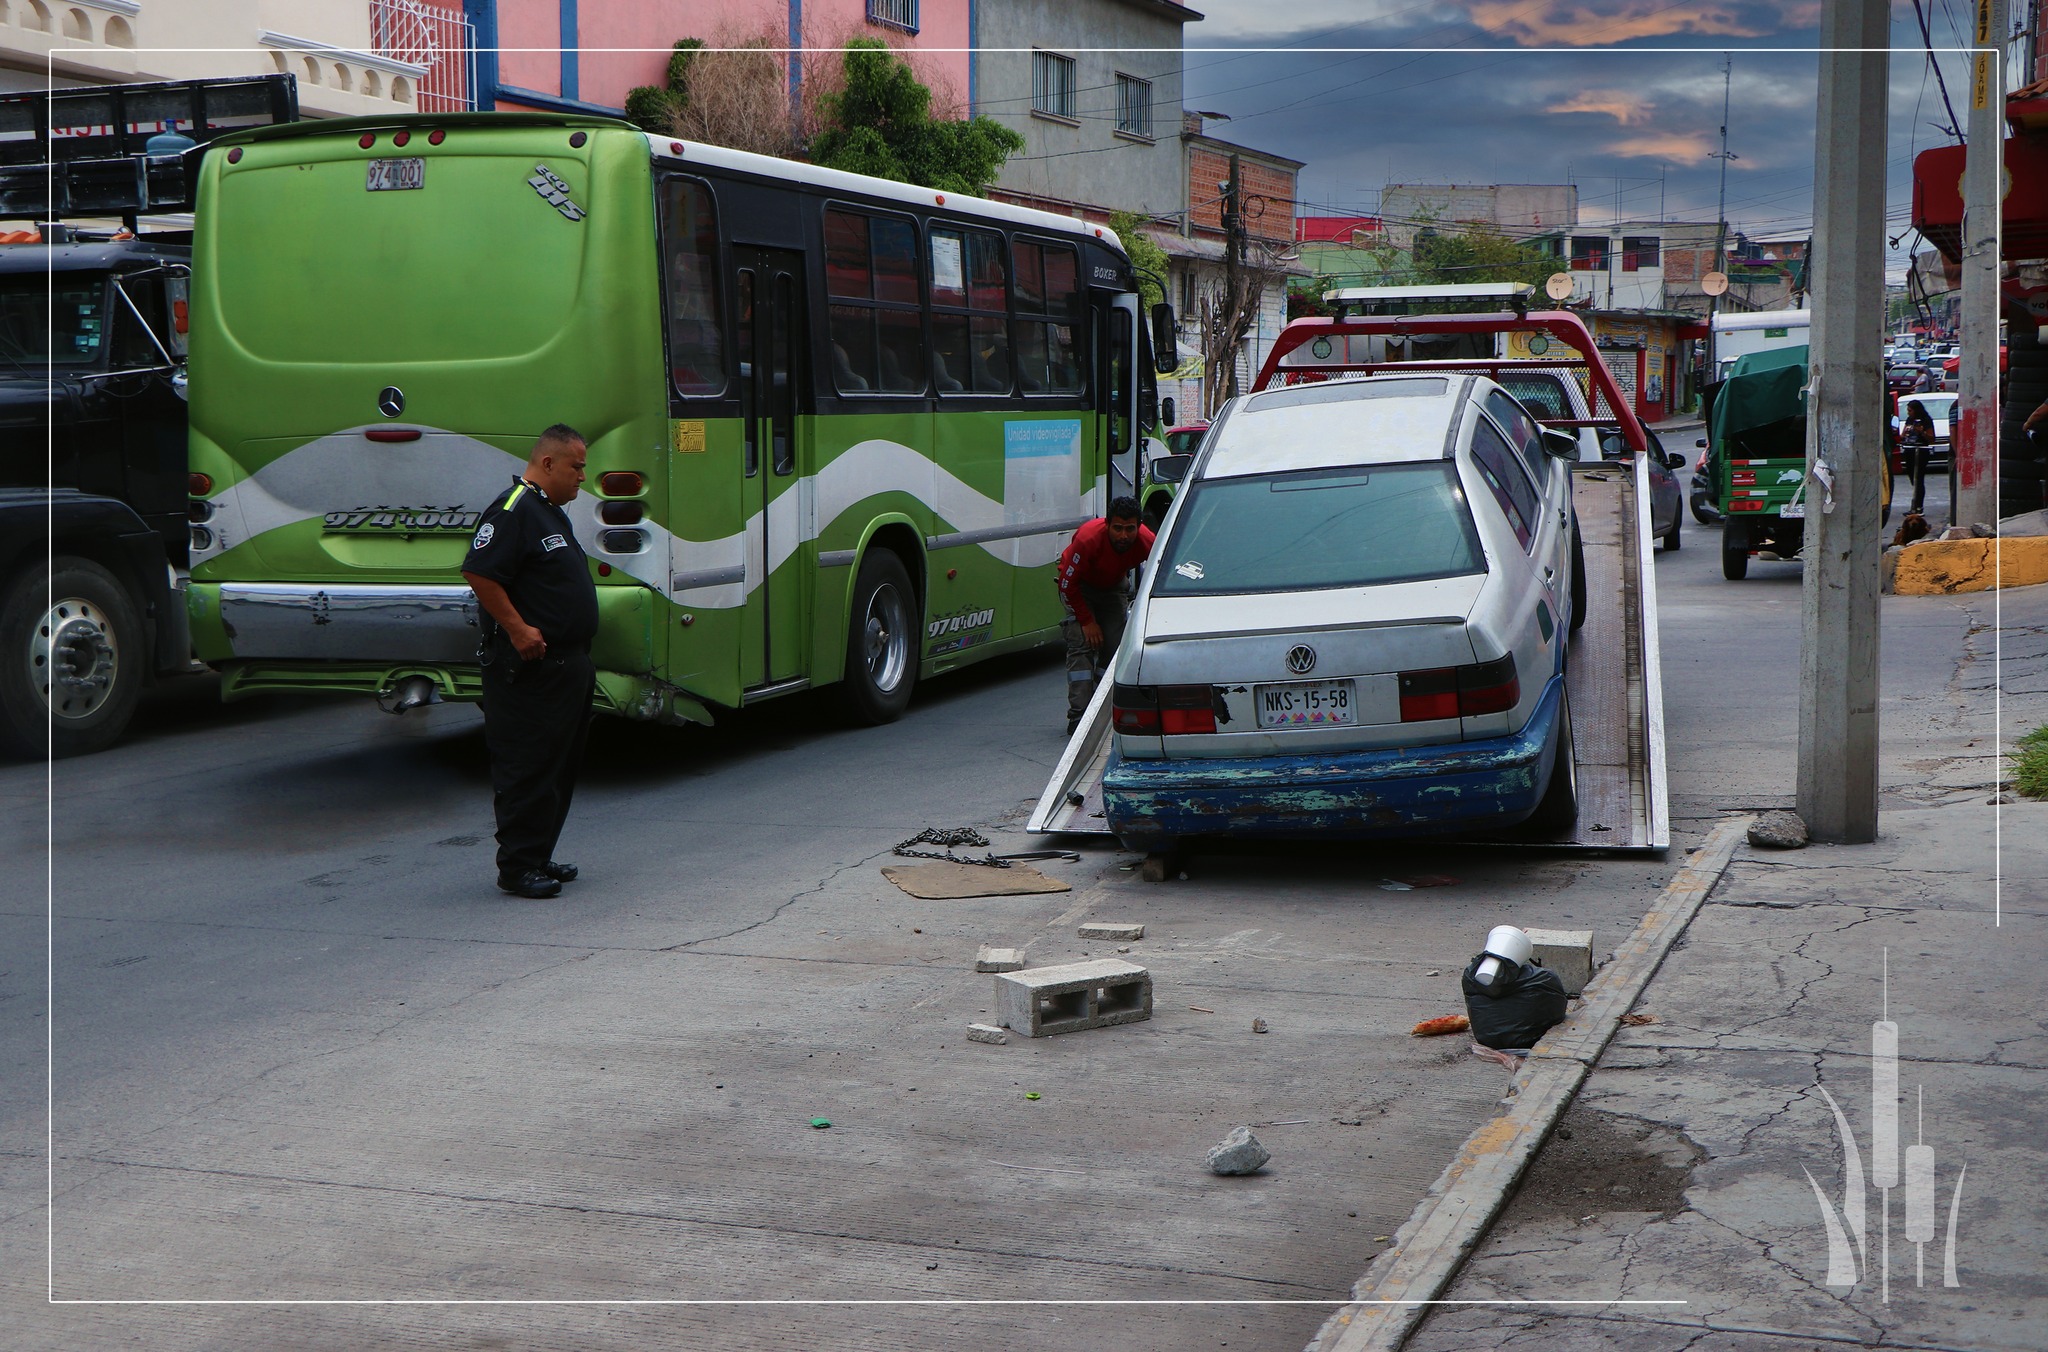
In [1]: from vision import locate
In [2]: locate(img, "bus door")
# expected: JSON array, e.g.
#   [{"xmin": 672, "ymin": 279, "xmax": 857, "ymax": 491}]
[
  {"xmin": 1103, "ymin": 294, "xmax": 1142, "ymax": 508},
  {"xmin": 732, "ymin": 248, "xmax": 808, "ymax": 689}
]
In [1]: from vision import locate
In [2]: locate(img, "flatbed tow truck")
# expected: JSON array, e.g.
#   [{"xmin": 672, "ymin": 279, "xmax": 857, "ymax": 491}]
[{"xmin": 1028, "ymin": 310, "xmax": 1669, "ymax": 856}]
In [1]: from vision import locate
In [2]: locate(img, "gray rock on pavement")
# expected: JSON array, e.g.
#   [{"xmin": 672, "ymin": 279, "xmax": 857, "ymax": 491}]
[
  {"xmin": 1747, "ymin": 810, "xmax": 1809, "ymax": 849},
  {"xmin": 975, "ymin": 946, "xmax": 1025, "ymax": 973},
  {"xmin": 1207, "ymin": 1125, "xmax": 1270, "ymax": 1175},
  {"xmin": 1079, "ymin": 922, "xmax": 1144, "ymax": 941},
  {"xmin": 966, "ymin": 1023, "xmax": 1008, "ymax": 1044}
]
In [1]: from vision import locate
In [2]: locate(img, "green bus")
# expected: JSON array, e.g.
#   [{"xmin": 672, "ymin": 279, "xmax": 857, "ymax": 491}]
[{"xmin": 184, "ymin": 112, "xmax": 1157, "ymax": 726}]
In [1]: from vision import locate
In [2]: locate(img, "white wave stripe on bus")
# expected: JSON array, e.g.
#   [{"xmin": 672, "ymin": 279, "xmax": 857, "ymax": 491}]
[{"xmin": 205, "ymin": 430, "xmax": 1087, "ymax": 612}]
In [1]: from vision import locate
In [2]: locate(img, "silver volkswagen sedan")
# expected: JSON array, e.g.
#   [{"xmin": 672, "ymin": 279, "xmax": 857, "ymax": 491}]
[{"xmin": 1101, "ymin": 374, "xmax": 1581, "ymax": 849}]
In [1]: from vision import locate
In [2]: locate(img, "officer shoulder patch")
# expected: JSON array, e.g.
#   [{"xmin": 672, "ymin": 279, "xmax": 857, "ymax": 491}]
[
  {"xmin": 472, "ymin": 522, "xmax": 496, "ymax": 550},
  {"xmin": 541, "ymin": 533, "xmax": 568, "ymax": 552}
]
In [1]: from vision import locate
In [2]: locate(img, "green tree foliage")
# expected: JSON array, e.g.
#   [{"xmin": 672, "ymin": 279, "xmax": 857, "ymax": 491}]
[
  {"xmin": 1410, "ymin": 225, "xmax": 1560, "ymax": 289},
  {"xmin": 809, "ymin": 40, "xmax": 1023, "ymax": 194},
  {"xmin": 624, "ymin": 39, "xmax": 704, "ymax": 134},
  {"xmin": 1109, "ymin": 211, "xmax": 1169, "ymax": 311}
]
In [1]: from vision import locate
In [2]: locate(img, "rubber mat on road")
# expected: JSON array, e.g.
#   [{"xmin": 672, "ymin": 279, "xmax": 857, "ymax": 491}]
[{"xmin": 880, "ymin": 861, "xmax": 1072, "ymax": 899}]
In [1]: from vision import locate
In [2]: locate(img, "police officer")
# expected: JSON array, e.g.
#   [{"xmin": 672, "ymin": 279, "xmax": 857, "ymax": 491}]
[{"xmin": 461, "ymin": 425, "xmax": 598, "ymax": 899}]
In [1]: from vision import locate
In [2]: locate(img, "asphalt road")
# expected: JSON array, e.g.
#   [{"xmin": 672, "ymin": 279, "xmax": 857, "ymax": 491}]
[{"xmin": 0, "ymin": 489, "xmax": 1987, "ymax": 1351}]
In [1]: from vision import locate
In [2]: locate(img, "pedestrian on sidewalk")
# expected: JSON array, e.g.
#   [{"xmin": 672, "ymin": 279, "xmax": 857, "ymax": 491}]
[
  {"xmin": 1899, "ymin": 400, "xmax": 1936, "ymax": 514},
  {"xmin": 1055, "ymin": 496, "xmax": 1154, "ymax": 736},
  {"xmin": 461, "ymin": 425, "xmax": 598, "ymax": 899}
]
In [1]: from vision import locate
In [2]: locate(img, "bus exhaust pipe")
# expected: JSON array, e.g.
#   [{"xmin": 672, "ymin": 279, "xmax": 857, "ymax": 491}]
[{"xmin": 379, "ymin": 675, "xmax": 440, "ymax": 715}]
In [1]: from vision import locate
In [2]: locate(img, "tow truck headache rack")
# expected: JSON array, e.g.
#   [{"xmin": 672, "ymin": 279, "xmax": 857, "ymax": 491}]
[
  {"xmin": 0, "ymin": 73, "xmax": 297, "ymax": 221},
  {"xmin": 1030, "ymin": 310, "xmax": 1669, "ymax": 854}
]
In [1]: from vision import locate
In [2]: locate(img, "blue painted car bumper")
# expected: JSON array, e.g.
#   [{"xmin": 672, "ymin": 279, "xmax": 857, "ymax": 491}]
[{"xmin": 1102, "ymin": 676, "xmax": 1565, "ymax": 847}]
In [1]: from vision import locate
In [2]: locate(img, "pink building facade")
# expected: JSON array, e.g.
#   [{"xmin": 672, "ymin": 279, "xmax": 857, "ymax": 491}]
[{"xmin": 464, "ymin": 0, "xmax": 970, "ymax": 120}]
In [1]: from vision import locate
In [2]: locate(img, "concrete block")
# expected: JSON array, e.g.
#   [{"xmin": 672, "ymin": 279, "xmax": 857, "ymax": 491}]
[
  {"xmin": 1523, "ymin": 928, "xmax": 1594, "ymax": 996},
  {"xmin": 1078, "ymin": 922, "xmax": 1144, "ymax": 941},
  {"xmin": 1887, "ymin": 535, "xmax": 2048, "ymax": 594},
  {"xmin": 966, "ymin": 1023, "xmax": 1008, "ymax": 1045},
  {"xmin": 975, "ymin": 946, "xmax": 1025, "ymax": 973},
  {"xmin": 995, "ymin": 959, "xmax": 1152, "ymax": 1037}
]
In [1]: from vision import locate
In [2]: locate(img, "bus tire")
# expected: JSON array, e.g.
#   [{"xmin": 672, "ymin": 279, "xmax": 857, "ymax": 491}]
[
  {"xmin": 0, "ymin": 558, "xmax": 145, "ymax": 760},
  {"xmin": 839, "ymin": 550, "xmax": 917, "ymax": 725},
  {"xmin": 1721, "ymin": 518, "xmax": 1749, "ymax": 580}
]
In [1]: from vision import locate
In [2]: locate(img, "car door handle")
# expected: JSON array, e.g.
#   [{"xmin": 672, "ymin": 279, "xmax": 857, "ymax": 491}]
[{"xmin": 1543, "ymin": 566, "xmax": 1555, "ymax": 582}]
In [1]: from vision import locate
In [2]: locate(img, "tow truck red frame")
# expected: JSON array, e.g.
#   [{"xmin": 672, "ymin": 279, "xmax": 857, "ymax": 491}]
[{"xmin": 1250, "ymin": 309, "xmax": 1651, "ymax": 456}]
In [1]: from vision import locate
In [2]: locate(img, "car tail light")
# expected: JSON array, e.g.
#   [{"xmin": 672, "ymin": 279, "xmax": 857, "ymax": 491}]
[
  {"xmin": 1399, "ymin": 655, "xmax": 1519, "ymax": 722},
  {"xmin": 599, "ymin": 471, "xmax": 645, "ymax": 496},
  {"xmin": 188, "ymin": 472, "xmax": 213, "ymax": 495},
  {"xmin": 598, "ymin": 499, "xmax": 644, "ymax": 525},
  {"xmin": 1112, "ymin": 683, "xmax": 1216, "ymax": 735}
]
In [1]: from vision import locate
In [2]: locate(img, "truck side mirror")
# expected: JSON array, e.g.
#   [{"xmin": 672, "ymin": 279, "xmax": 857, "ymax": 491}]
[
  {"xmin": 1150, "ymin": 302, "xmax": 1178, "ymax": 374},
  {"xmin": 1160, "ymin": 396, "xmax": 1176, "ymax": 427}
]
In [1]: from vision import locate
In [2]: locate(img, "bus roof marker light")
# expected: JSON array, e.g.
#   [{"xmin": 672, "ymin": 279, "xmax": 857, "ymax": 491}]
[
  {"xmin": 358, "ymin": 132, "xmax": 375, "ymax": 149},
  {"xmin": 393, "ymin": 130, "xmax": 410, "ymax": 148},
  {"xmin": 670, "ymin": 141, "xmax": 684, "ymax": 155},
  {"xmin": 428, "ymin": 129, "xmax": 445, "ymax": 146},
  {"xmin": 570, "ymin": 131, "xmax": 588, "ymax": 148},
  {"xmin": 226, "ymin": 147, "xmax": 242, "ymax": 164},
  {"xmin": 936, "ymin": 194, "xmax": 945, "ymax": 205}
]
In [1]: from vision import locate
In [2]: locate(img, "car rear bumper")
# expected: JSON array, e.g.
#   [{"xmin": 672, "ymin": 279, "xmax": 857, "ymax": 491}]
[{"xmin": 1103, "ymin": 676, "xmax": 1565, "ymax": 846}]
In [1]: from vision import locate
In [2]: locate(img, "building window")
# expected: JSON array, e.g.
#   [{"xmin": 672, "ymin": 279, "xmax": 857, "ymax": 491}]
[
  {"xmin": 1570, "ymin": 235, "xmax": 1607, "ymax": 271},
  {"xmin": 866, "ymin": 0, "xmax": 917, "ymax": 33},
  {"xmin": 1115, "ymin": 73, "xmax": 1152, "ymax": 138},
  {"xmin": 1032, "ymin": 51, "xmax": 1076, "ymax": 121},
  {"xmin": 1621, "ymin": 236, "xmax": 1660, "ymax": 272}
]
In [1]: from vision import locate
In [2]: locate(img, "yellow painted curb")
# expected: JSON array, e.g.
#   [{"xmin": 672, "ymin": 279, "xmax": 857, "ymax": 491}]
[{"xmin": 1885, "ymin": 536, "xmax": 2048, "ymax": 595}]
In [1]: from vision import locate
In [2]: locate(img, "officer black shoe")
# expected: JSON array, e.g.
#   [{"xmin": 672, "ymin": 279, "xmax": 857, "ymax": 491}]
[
  {"xmin": 542, "ymin": 860, "xmax": 579, "ymax": 883},
  {"xmin": 497, "ymin": 868, "xmax": 563, "ymax": 899},
  {"xmin": 1065, "ymin": 715, "xmax": 1080, "ymax": 737}
]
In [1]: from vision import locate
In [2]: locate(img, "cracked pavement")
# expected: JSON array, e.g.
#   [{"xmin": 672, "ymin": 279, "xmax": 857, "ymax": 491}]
[{"xmin": 1406, "ymin": 586, "xmax": 2048, "ymax": 1351}]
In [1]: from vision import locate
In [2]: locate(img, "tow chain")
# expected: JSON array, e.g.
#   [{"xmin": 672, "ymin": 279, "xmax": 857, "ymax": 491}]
[{"xmin": 892, "ymin": 827, "xmax": 1012, "ymax": 868}]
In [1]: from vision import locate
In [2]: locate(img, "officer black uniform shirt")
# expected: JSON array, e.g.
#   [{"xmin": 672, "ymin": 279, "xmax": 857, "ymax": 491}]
[{"xmin": 461, "ymin": 477, "xmax": 599, "ymax": 650}]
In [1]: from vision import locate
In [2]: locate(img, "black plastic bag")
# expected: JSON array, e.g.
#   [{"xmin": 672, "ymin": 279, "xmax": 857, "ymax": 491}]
[{"xmin": 1461, "ymin": 954, "xmax": 1568, "ymax": 1050}]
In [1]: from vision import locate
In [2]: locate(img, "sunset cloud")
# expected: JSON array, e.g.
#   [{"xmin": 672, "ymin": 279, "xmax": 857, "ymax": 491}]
[
  {"xmin": 1465, "ymin": 1, "xmax": 1811, "ymax": 47},
  {"xmin": 1604, "ymin": 131, "xmax": 1721, "ymax": 164},
  {"xmin": 1546, "ymin": 91, "xmax": 1653, "ymax": 124}
]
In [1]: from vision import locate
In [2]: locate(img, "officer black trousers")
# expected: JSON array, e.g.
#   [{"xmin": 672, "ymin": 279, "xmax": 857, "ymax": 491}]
[{"xmin": 480, "ymin": 650, "xmax": 595, "ymax": 878}]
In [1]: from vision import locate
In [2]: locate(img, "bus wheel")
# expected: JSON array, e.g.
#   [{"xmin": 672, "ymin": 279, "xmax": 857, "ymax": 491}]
[
  {"xmin": 1721, "ymin": 518, "xmax": 1749, "ymax": 580},
  {"xmin": 0, "ymin": 558, "xmax": 145, "ymax": 759},
  {"xmin": 839, "ymin": 550, "xmax": 917, "ymax": 725}
]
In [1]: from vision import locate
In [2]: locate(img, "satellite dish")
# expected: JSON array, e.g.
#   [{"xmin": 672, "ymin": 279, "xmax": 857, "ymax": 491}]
[
  {"xmin": 1544, "ymin": 272, "xmax": 1575, "ymax": 301},
  {"xmin": 1702, "ymin": 271, "xmax": 1730, "ymax": 296}
]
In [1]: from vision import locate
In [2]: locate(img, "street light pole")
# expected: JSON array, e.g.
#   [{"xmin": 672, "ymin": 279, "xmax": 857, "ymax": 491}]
[
  {"xmin": 1954, "ymin": 0, "xmax": 2007, "ymax": 528},
  {"xmin": 1797, "ymin": 0, "xmax": 1890, "ymax": 843}
]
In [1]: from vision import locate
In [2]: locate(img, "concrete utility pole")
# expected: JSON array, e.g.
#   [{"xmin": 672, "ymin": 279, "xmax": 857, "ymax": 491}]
[
  {"xmin": 1954, "ymin": 0, "xmax": 2007, "ymax": 528},
  {"xmin": 1221, "ymin": 152, "xmax": 1244, "ymax": 402},
  {"xmin": 1797, "ymin": 0, "xmax": 1889, "ymax": 843},
  {"xmin": 1708, "ymin": 55, "xmax": 1737, "ymax": 327}
]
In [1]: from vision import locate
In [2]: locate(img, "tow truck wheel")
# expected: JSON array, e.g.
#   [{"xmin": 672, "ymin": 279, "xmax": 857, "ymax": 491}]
[
  {"xmin": 1721, "ymin": 518, "xmax": 1750, "ymax": 580},
  {"xmin": 0, "ymin": 559, "xmax": 145, "ymax": 759},
  {"xmin": 838, "ymin": 549, "xmax": 917, "ymax": 725}
]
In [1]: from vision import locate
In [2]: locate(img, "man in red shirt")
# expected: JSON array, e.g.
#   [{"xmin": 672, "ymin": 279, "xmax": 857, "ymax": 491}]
[{"xmin": 1057, "ymin": 496, "xmax": 1154, "ymax": 735}]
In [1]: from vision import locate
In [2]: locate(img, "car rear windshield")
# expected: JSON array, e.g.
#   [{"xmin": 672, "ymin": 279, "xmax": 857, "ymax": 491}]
[{"xmin": 1152, "ymin": 462, "xmax": 1484, "ymax": 596}]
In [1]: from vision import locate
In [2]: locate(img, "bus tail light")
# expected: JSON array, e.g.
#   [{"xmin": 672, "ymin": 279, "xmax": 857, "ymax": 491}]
[
  {"xmin": 365, "ymin": 428, "xmax": 422, "ymax": 443},
  {"xmin": 358, "ymin": 132, "xmax": 375, "ymax": 149},
  {"xmin": 599, "ymin": 471, "xmax": 645, "ymax": 496},
  {"xmin": 598, "ymin": 500, "xmax": 644, "ymax": 526},
  {"xmin": 1399, "ymin": 655, "xmax": 1519, "ymax": 722},
  {"xmin": 599, "ymin": 529, "xmax": 647, "ymax": 554},
  {"xmin": 188, "ymin": 472, "xmax": 213, "ymax": 495},
  {"xmin": 428, "ymin": 129, "xmax": 445, "ymax": 146},
  {"xmin": 190, "ymin": 526, "xmax": 214, "ymax": 552},
  {"xmin": 187, "ymin": 500, "xmax": 214, "ymax": 523}
]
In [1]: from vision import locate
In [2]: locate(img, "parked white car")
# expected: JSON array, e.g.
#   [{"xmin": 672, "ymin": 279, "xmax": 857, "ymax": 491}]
[{"xmin": 1101, "ymin": 374, "xmax": 1583, "ymax": 849}]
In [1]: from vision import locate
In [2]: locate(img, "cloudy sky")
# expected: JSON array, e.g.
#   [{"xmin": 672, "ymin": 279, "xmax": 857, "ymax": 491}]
[{"xmin": 1172, "ymin": 0, "xmax": 2002, "ymax": 279}]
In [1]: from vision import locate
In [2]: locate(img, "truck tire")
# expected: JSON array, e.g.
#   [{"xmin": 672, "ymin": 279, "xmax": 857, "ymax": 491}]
[
  {"xmin": 1721, "ymin": 518, "xmax": 1749, "ymax": 580},
  {"xmin": 1524, "ymin": 688, "xmax": 1577, "ymax": 834},
  {"xmin": 0, "ymin": 558, "xmax": 146, "ymax": 759},
  {"xmin": 838, "ymin": 550, "xmax": 917, "ymax": 725}
]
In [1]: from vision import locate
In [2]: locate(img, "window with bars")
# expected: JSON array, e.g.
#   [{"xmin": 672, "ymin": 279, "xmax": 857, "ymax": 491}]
[
  {"xmin": 1570, "ymin": 236, "xmax": 1607, "ymax": 271},
  {"xmin": 1115, "ymin": 73, "xmax": 1152, "ymax": 138},
  {"xmin": 866, "ymin": 0, "xmax": 917, "ymax": 33},
  {"xmin": 1032, "ymin": 51, "xmax": 1076, "ymax": 120},
  {"xmin": 1620, "ymin": 235, "xmax": 1660, "ymax": 271}
]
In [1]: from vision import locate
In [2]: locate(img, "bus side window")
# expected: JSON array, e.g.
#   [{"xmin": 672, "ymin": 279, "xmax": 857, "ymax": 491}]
[
  {"xmin": 661, "ymin": 177, "xmax": 725, "ymax": 397},
  {"xmin": 824, "ymin": 205, "xmax": 924, "ymax": 396},
  {"xmin": 1013, "ymin": 239, "xmax": 1083, "ymax": 395}
]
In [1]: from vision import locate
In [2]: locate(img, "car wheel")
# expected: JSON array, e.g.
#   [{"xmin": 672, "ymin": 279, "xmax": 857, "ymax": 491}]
[
  {"xmin": 1661, "ymin": 511, "xmax": 1681, "ymax": 551},
  {"xmin": 1524, "ymin": 689, "xmax": 1577, "ymax": 833},
  {"xmin": 837, "ymin": 550, "xmax": 917, "ymax": 725},
  {"xmin": 1690, "ymin": 494, "xmax": 1722, "ymax": 525},
  {"xmin": 1721, "ymin": 518, "xmax": 1749, "ymax": 580},
  {"xmin": 1568, "ymin": 516, "xmax": 1587, "ymax": 633},
  {"xmin": 0, "ymin": 558, "xmax": 146, "ymax": 760}
]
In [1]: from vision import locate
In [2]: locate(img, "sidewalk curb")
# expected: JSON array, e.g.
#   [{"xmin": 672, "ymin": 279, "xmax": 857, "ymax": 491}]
[{"xmin": 1304, "ymin": 816, "xmax": 1753, "ymax": 1352}]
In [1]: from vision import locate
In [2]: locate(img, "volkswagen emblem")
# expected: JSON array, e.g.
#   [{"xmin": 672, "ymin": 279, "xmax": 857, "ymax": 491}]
[
  {"xmin": 1285, "ymin": 644, "xmax": 1317, "ymax": 675},
  {"xmin": 377, "ymin": 386, "xmax": 406, "ymax": 418}
]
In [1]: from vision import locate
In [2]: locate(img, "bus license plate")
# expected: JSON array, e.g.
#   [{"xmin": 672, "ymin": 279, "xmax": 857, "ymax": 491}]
[
  {"xmin": 1256, "ymin": 679, "xmax": 1356, "ymax": 728},
  {"xmin": 366, "ymin": 158, "xmax": 424, "ymax": 192},
  {"xmin": 1780, "ymin": 500, "xmax": 1805, "ymax": 519}
]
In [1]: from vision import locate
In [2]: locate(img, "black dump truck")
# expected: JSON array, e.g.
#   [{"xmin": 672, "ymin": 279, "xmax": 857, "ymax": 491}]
[{"xmin": 0, "ymin": 74, "xmax": 295, "ymax": 758}]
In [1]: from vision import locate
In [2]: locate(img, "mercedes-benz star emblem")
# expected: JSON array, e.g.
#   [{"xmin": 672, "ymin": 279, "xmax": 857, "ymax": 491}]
[
  {"xmin": 377, "ymin": 386, "xmax": 405, "ymax": 418},
  {"xmin": 1285, "ymin": 645, "xmax": 1317, "ymax": 675}
]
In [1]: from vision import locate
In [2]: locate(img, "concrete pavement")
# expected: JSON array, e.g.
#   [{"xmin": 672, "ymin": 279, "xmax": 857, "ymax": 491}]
[{"xmin": 1375, "ymin": 583, "xmax": 2047, "ymax": 1351}]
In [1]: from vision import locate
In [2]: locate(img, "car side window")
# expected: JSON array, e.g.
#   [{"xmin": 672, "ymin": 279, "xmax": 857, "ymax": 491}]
[
  {"xmin": 1470, "ymin": 418, "xmax": 1539, "ymax": 551},
  {"xmin": 1484, "ymin": 389, "xmax": 1549, "ymax": 483}
]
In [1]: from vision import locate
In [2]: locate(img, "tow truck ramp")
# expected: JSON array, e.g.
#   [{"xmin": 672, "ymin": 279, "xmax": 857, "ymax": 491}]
[{"xmin": 1027, "ymin": 455, "xmax": 1668, "ymax": 853}]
